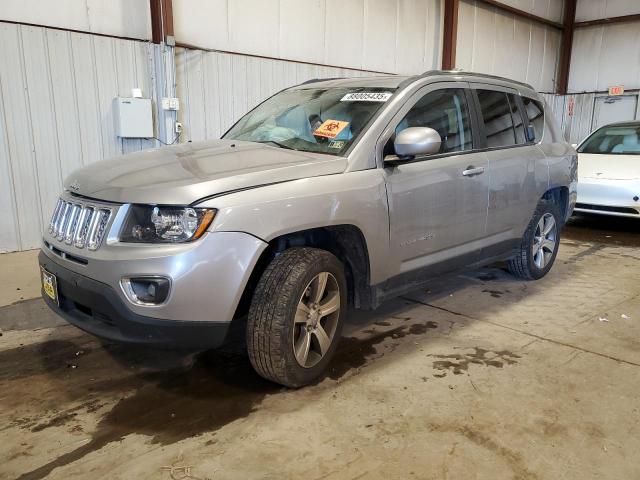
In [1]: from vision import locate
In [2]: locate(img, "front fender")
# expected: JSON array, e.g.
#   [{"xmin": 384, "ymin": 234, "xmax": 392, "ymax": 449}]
[{"xmin": 197, "ymin": 170, "xmax": 391, "ymax": 284}]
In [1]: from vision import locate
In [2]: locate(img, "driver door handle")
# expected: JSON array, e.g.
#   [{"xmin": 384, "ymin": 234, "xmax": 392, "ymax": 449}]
[{"xmin": 462, "ymin": 166, "xmax": 485, "ymax": 177}]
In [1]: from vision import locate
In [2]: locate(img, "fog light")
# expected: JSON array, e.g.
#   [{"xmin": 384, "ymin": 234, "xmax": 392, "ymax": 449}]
[{"xmin": 121, "ymin": 277, "xmax": 170, "ymax": 305}]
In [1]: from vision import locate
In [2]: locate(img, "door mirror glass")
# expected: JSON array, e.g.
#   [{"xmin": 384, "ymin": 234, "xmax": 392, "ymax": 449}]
[{"xmin": 392, "ymin": 127, "xmax": 442, "ymax": 159}]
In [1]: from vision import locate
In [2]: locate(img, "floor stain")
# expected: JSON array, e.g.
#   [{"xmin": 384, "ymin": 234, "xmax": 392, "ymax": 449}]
[
  {"xmin": 328, "ymin": 321, "xmax": 439, "ymax": 380},
  {"xmin": 429, "ymin": 423, "xmax": 540, "ymax": 480},
  {"xmin": 482, "ymin": 289, "xmax": 511, "ymax": 298},
  {"xmin": 14, "ymin": 317, "xmax": 442, "ymax": 480},
  {"xmin": 16, "ymin": 350, "xmax": 277, "ymax": 480},
  {"xmin": 430, "ymin": 348, "xmax": 521, "ymax": 376},
  {"xmin": 476, "ymin": 272, "xmax": 498, "ymax": 281}
]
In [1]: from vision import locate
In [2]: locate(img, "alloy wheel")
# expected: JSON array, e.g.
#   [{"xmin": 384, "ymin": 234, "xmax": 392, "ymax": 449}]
[
  {"xmin": 293, "ymin": 272, "xmax": 341, "ymax": 368},
  {"xmin": 532, "ymin": 213, "xmax": 557, "ymax": 269}
]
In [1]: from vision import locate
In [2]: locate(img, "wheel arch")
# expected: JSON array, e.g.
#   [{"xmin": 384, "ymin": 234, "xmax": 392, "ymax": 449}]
[
  {"xmin": 233, "ymin": 224, "xmax": 373, "ymax": 321},
  {"xmin": 542, "ymin": 185, "xmax": 570, "ymax": 225}
]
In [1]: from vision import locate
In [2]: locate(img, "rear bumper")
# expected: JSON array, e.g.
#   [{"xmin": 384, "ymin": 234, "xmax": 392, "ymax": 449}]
[{"xmin": 39, "ymin": 251, "xmax": 231, "ymax": 348}]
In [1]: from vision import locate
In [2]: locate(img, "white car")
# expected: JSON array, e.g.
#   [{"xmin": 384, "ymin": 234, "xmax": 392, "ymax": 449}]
[{"xmin": 575, "ymin": 121, "xmax": 640, "ymax": 218}]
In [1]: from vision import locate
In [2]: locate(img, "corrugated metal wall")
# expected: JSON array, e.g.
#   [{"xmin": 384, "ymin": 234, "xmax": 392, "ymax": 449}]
[
  {"xmin": 175, "ymin": 47, "xmax": 384, "ymax": 143},
  {"xmin": 543, "ymin": 92, "xmax": 597, "ymax": 144},
  {"xmin": 544, "ymin": 92, "xmax": 640, "ymax": 144},
  {"xmin": 0, "ymin": 22, "xmax": 157, "ymax": 253},
  {"xmin": 457, "ymin": 0, "xmax": 562, "ymax": 93},
  {"xmin": 173, "ymin": 0, "xmax": 444, "ymax": 75}
]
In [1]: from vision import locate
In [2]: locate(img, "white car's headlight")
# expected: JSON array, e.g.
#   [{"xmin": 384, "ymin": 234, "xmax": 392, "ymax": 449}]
[{"xmin": 119, "ymin": 205, "xmax": 216, "ymax": 243}]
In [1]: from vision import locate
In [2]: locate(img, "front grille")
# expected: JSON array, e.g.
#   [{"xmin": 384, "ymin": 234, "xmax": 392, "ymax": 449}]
[
  {"xmin": 575, "ymin": 203, "xmax": 639, "ymax": 215},
  {"xmin": 48, "ymin": 197, "xmax": 113, "ymax": 250}
]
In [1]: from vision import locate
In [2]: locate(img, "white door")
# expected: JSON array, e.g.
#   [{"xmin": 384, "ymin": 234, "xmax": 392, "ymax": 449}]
[{"xmin": 592, "ymin": 95, "xmax": 638, "ymax": 130}]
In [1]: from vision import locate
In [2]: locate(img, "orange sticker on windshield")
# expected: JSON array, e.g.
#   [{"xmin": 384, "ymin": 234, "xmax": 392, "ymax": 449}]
[{"xmin": 313, "ymin": 119, "xmax": 349, "ymax": 139}]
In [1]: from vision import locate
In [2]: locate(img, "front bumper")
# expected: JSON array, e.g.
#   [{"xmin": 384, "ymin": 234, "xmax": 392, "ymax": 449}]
[
  {"xmin": 40, "ymin": 251, "xmax": 232, "ymax": 348},
  {"xmin": 576, "ymin": 178, "xmax": 640, "ymax": 218},
  {"xmin": 39, "ymin": 230, "xmax": 268, "ymax": 347}
]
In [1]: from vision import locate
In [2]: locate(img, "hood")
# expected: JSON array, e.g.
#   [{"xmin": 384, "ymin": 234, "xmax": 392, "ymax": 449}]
[
  {"xmin": 64, "ymin": 140, "xmax": 348, "ymax": 204},
  {"xmin": 578, "ymin": 153, "xmax": 640, "ymax": 180}
]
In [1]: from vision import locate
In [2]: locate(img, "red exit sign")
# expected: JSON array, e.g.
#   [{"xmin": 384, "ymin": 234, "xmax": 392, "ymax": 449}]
[{"xmin": 608, "ymin": 85, "xmax": 625, "ymax": 96}]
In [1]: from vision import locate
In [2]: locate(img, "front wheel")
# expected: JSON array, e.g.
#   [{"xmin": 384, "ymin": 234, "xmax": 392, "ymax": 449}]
[
  {"xmin": 508, "ymin": 199, "xmax": 562, "ymax": 280},
  {"xmin": 246, "ymin": 247, "xmax": 346, "ymax": 387}
]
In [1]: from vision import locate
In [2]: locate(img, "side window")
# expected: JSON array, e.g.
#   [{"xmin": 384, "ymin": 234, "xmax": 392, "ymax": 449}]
[
  {"xmin": 395, "ymin": 88, "xmax": 472, "ymax": 154},
  {"xmin": 522, "ymin": 97, "xmax": 545, "ymax": 142},
  {"xmin": 476, "ymin": 89, "xmax": 517, "ymax": 148},
  {"xmin": 507, "ymin": 94, "xmax": 527, "ymax": 144}
]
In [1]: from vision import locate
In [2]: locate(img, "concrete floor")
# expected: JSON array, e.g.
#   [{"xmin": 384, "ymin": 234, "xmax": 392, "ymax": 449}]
[{"xmin": 1, "ymin": 214, "xmax": 639, "ymax": 480}]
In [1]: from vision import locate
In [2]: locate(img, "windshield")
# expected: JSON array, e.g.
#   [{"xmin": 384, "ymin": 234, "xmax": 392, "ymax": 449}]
[
  {"xmin": 223, "ymin": 87, "xmax": 396, "ymax": 156},
  {"xmin": 578, "ymin": 125, "xmax": 640, "ymax": 155}
]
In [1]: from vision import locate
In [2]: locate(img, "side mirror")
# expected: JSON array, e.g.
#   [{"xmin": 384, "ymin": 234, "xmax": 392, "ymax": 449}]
[
  {"xmin": 571, "ymin": 143, "xmax": 578, "ymax": 149},
  {"xmin": 390, "ymin": 127, "xmax": 441, "ymax": 160}
]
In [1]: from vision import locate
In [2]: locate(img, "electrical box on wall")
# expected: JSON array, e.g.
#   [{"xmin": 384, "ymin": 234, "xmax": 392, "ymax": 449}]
[{"xmin": 113, "ymin": 97, "xmax": 153, "ymax": 138}]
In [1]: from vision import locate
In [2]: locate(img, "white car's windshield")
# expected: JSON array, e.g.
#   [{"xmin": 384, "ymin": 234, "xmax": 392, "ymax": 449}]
[
  {"xmin": 223, "ymin": 87, "xmax": 396, "ymax": 156},
  {"xmin": 578, "ymin": 125, "xmax": 640, "ymax": 155}
]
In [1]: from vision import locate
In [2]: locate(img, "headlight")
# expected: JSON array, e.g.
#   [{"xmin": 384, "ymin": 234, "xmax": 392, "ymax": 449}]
[{"xmin": 119, "ymin": 205, "xmax": 216, "ymax": 243}]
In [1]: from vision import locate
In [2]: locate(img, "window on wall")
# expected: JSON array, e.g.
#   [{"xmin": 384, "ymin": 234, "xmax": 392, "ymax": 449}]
[
  {"xmin": 476, "ymin": 90, "xmax": 517, "ymax": 148},
  {"xmin": 395, "ymin": 88, "xmax": 473, "ymax": 154},
  {"xmin": 507, "ymin": 94, "xmax": 527, "ymax": 144},
  {"xmin": 522, "ymin": 97, "xmax": 545, "ymax": 142}
]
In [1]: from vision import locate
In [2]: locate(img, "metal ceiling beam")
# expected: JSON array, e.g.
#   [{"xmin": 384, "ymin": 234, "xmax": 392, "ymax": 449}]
[
  {"xmin": 474, "ymin": 0, "xmax": 564, "ymax": 30},
  {"xmin": 575, "ymin": 13, "xmax": 640, "ymax": 28},
  {"xmin": 557, "ymin": 0, "xmax": 577, "ymax": 95},
  {"xmin": 442, "ymin": 0, "xmax": 459, "ymax": 70}
]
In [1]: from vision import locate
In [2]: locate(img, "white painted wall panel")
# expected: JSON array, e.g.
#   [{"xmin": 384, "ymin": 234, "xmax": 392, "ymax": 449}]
[
  {"xmin": 174, "ymin": 0, "xmax": 442, "ymax": 74},
  {"xmin": 228, "ymin": 0, "xmax": 280, "ymax": 58},
  {"xmin": 457, "ymin": 0, "xmax": 562, "ymax": 92},
  {"xmin": 0, "ymin": 24, "xmax": 157, "ymax": 252},
  {"xmin": 279, "ymin": 0, "xmax": 326, "ymax": 65},
  {"xmin": 0, "ymin": 0, "xmax": 151, "ymax": 40},
  {"xmin": 324, "ymin": 0, "xmax": 366, "ymax": 70},
  {"xmin": 175, "ymin": 47, "xmax": 384, "ymax": 143},
  {"xmin": 576, "ymin": 0, "xmax": 640, "ymax": 22},
  {"xmin": 496, "ymin": 0, "xmax": 564, "ymax": 22},
  {"xmin": 569, "ymin": 23, "xmax": 640, "ymax": 92}
]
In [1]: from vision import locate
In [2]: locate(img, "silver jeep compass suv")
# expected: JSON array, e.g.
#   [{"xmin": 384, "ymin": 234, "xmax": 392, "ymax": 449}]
[{"xmin": 40, "ymin": 71, "xmax": 576, "ymax": 387}]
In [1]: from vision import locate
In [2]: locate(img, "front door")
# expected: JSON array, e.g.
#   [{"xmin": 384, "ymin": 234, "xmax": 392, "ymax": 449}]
[{"xmin": 382, "ymin": 84, "xmax": 489, "ymax": 278}]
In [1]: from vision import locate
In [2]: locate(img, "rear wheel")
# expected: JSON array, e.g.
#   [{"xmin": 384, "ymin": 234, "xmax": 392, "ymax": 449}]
[
  {"xmin": 508, "ymin": 199, "xmax": 561, "ymax": 280},
  {"xmin": 246, "ymin": 247, "xmax": 346, "ymax": 387}
]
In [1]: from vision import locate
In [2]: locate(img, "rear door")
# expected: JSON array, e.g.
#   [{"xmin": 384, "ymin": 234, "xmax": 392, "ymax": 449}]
[
  {"xmin": 380, "ymin": 82, "xmax": 490, "ymax": 277},
  {"xmin": 471, "ymin": 85, "xmax": 546, "ymax": 254}
]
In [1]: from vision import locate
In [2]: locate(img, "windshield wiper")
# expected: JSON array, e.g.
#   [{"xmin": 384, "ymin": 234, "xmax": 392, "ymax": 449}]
[{"xmin": 255, "ymin": 140, "xmax": 295, "ymax": 151}]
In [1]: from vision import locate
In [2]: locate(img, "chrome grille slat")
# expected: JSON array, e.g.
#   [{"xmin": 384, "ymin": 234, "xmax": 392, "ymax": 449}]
[
  {"xmin": 73, "ymin": 206, "xmax": 92, "ymax": 248},
  {"xmin": 49, "ymin": 199, "xmax": 64, "ymax": 234},
  {"xmin": 64, "ymin": 204, "xmax": 81, "ymax": 244},
  {"xmin": 48, "ymin": 197, "xmax": 113, "ymax": 251}
]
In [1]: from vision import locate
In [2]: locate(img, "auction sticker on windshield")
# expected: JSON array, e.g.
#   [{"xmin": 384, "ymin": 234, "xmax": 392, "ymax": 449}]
[
  {"xmin": 314, "ymin": 119, "xmax": 349, "ymax": 139},
  {"xmin": 341, "ymin": 92, "xmax": 392, "ymax": 102}
]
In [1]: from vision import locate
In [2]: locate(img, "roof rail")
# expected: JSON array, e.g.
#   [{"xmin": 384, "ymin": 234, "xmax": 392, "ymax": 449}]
[
  {"xmin": 299, "ymin": 77, "xmax": 344, "ymax": 85},
  {"xmin": 398, "ymin": 69, "xmax": 536, "ymax": 91}
]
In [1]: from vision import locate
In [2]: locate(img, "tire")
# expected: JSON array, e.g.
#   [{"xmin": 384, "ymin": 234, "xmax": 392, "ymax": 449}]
[
  {"xmin": 246, "ymin": 247, "xmax": 347, "ymax": 387},
  {"xmin": 508, "ymin": 198, "xmax": 562, "ymax": 280}
]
